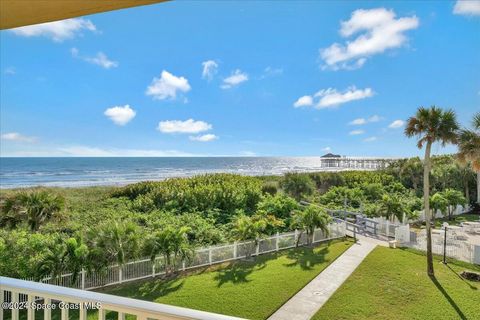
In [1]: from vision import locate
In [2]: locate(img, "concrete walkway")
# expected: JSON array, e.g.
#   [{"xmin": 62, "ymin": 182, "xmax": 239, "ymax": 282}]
[{"xmin": 268, "ymin": 240, "xmax": 378, "ymax": 320}]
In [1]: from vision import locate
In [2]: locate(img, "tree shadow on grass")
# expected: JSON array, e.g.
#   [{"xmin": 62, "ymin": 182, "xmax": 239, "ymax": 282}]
[
  {"xmin": 115, "ymin": 278, "xmax": 185, "ymax": 301},
  {"xmin": 429, "ymin": 275, "xmax": 467, "ymax": 320},
  {"xmin": 213, "ymin": 257, "xmax": 268, "ymax": 287},
  {"xmin": 446, "ymin": 265, "xmax": 478, "ymax": 291},
  {"xmin": 284, "ymin": 246, "xmax": 329, "ymax": 270}
]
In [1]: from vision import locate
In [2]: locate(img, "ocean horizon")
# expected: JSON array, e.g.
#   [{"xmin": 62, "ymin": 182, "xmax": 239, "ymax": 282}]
[{"xmin": 0, "ymin": 156, "xmax": 356, "ymax": 189}]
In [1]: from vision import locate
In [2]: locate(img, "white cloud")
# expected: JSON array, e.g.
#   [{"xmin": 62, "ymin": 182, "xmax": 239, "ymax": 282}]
[
  {"xmin": 221, "ymin": 69, "xmax": 249, "ymax": 89},
  {"xmin": 454, "ymin": 0, "xmax": 480, "ymax": 16},
  {"xmin": 4, "ymin": 67, "xmax": 16, "ymax": 75},
  {"xmin": 10, "ymin": 18, "xmax": 96, "ymax": 42},
  {"xmin": 202, "ymin": 60, "xmax": 218, "ymax": 80},
  {"xmin": 349, "ymin": 118, "xmax": 367, "ymax": 125},
  {"xmin": 363, "ymin": 136, "xmax": 378, "ymax": 142},
  {"xmin": 56, "ymin": 146, "xmax": 194, "ymax": 157},
  {"xmin": 1, "ymin": 132, "xmax": 36, "ymax": 143},
  {"xmin": 71, "ymin": 48, "xmax": 118, "ymax": 69},
  {"xmin": 294, "ymin": 87, "xmax": 373, "ymax": 109},
  {"xmin": 293, "ymin": 95, "xmax": 314, "ymax": 108},
  {"xmin": 388, "ymin": 119, "xmax": 405, "ymax": 128},
  {"xmin": 315, "ymin": 86, "xmax": 374, "ymax": 108},
  {"xmin": 322, "ymin": 147, "xmax": 332, "ymax": 153},
  {"xmin": 157, "ymin": 119, "xmax": 212, "ymax": 134},
  {"xmin": 189, "ymin": 134, "xmax": 218, "ymax": 142},
  {"xmin": 349, "ymin": 114, "xmax": 382, "ymax": 125},
  {"xmin": 239, "ymin": 151, "xmax": 257, "ymax": 156},
  {"xmin": 104, "ymin": 105, "xmax": 136, "ymax": 126},
  {"xmin": 261, "ymin": 66, "xmax": 283, "ymax": 79},
  {"xmin": 146, "ymin": 70, "xmax": 191, "ymax": 100},
  {"xmin": 349, "ymin": 130, "xmax": 365, "ymax": 135},
  {"xmin": 320, "ymin": 8, "xmax": 419, "ymax": 70}
]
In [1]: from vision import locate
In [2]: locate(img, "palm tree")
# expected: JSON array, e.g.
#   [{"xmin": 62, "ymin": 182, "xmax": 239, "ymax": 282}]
[
  {"xmin": 291, "ymin": 205, "xmax": 331, "ymax": 246},
  {"xmin": 94, "ymin": 221, "xmax": 140, "ymax": 267},
  {"xmin": 64, "ymin": 237, "xmax": 90, "ymax": 283},
  {"xmin": 441, "ymin": 189, "xmax": 466, "ymax": 220},
  {"xmin": 457, "ymin": 112, "xmax": 480, "ymax": 204},
  {"xmin": 405, "ymin": 106, "xmax": 459, "ymax": 276},
  {"xmin": 147, "ymin": 226, "xmax": 192, "ymax": 276},
  {"xmin": 0, "ymin": 190, "xmax": 64, "ymax": 231}
]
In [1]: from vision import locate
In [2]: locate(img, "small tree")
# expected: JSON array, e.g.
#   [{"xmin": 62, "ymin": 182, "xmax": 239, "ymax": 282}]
[
  {"xmin": 441, "ymin": 189, "xmax": 466, "ymax": 220},
  {"xmin": 291, "ymin": 206, "xmax": 331, "ymax": 246},
  {"xmin": 280, "ymin": 173, "xmax": 315, "ymax": 201},
  {"xmin": 430, "ymin": 193, "xmax": 448, "ymax": 222},
  {"xmin": 147, "ymin": 226, "xmax": 192, "ymax": 276},
  {"xmin": 457, "ymin": 112, "xmax": 480, "ymax": 204},
  {"xmin": 0, "ymin": 190, "xmax": 64, "ymax": 231},
  {"xmin": 379, "ymin": 194, "xmax": 407, "ymax": 222}
]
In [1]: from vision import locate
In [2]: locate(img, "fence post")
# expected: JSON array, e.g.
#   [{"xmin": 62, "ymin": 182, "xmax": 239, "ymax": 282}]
[
  {"xmin": 386, "ymin": 220, "xmax": 390, "ymax": 238},
  {"xmin": 208, "ymin": 247, "xmax": 212, "ymax": 265},
  {"xmin": 119, "ymin": 266, "xmax": 123, "ymax": 284},
  {"xmin": 294, "ymin": 229, "xmax": 298, "ymax": 246},
  {"xmin": 152, "ymin": 263, "xmax": 155, "ymax": 277},
  {"xmin": 182, "ymin": 260, "xmax": 186, "ymax": 271},
  {"xmin": 233, "ymin": 242, "xmax": 237, "ymax": 259},
  {"xmin": 312, "ymin": 228, "xmax": 316, "ymax": 243},
  {"xmin": 81, "ymin": 268, "xmax": 85, "ymax": 290},
  {"xmin": 256, "ymin": 242, "xmax": 260, "ymax": 256},
  {"xmin": 276, "ymin": 232, "xmax": 280, "ymax": 251}
]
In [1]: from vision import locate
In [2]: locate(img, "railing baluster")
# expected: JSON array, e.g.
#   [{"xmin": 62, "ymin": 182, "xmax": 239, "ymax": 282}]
[
  {"xmin": 61, "ymin": 302, "xmax": 69, "ymax": 320},
  {"xmin": 79, "ymin": 306, "xmax": 87, "ymax": 320},
  {"xmin": 98, "ymin": 308, "xmax": 105, "ymax": 320},
  {"xmin": 118, "ymin": 312, "xmax": 125, "ymax": 320},
  {"xmin": 44, "ymin": 298, "xmax": 52, "ymax": 320},
  {"xmin": 27, "ymin": 295, "xmax": 34, "ymax": 320},
  {"xmin": 11, "ymin": 291, "xmax": 19, "ymax": 320}
]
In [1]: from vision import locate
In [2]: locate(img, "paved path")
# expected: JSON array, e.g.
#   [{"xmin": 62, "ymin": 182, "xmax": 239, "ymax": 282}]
[{"xmin": 268, "ymin": 240, "xmax": 378, "ymax": 320}]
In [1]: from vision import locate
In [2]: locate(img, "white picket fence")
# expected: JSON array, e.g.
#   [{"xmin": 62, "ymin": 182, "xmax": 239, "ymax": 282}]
[
  {"xmin": 395, "ymin": 225, "xmax": 480, "ymax": 265},
  {"xmin": 24, "ymin": 222, "xmax": 346, "ymax": 291}
]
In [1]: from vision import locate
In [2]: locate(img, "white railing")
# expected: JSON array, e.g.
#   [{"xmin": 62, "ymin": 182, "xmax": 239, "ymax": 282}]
[
  {"xmin": 0, "ymin": 276, "xmax": 246, "ymax": 320},
  {"xmin": 23, "ymin": 222, "xmax": 347, "ymax": 291}
]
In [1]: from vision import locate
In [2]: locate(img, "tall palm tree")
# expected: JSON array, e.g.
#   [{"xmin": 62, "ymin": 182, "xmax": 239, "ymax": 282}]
[
  {"xmin": 405, "ymin": 106, "xmax": 459, "ymax": 276},
  {"xmin": 457, "ymin": 112, "xmax": 480, "ymax": 204}
]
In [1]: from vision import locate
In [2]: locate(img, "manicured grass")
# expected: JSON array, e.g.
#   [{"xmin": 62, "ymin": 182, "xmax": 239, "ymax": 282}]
[
  {"xmin": 313, "ymin": 246, "xmax": 480, "ymax": 320},
  {"xmin": 434, "ymin": 213, "xmax": 480, "ymax": 228},
  {"xmin": 97, "ymin": 239, "xmax": 353, "ymax": 320}
]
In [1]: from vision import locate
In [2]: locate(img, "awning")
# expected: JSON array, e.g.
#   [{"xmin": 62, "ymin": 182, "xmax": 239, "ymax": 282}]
[{"xmin": 1, "ymin": 0, "xmax": 168, "ymax": 30}]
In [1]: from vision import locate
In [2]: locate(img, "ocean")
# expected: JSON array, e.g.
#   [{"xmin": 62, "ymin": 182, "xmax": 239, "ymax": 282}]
[{"xmin": 0, "ymin": 157, "xmax": 337, "ymax": 189}]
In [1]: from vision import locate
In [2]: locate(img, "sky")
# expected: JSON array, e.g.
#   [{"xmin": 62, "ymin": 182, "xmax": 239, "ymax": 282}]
[{"xmin": 1, "ymin": 0, "xmax": 479, "ymax": 157}]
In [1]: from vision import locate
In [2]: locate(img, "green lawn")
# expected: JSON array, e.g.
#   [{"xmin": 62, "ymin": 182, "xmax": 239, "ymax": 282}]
[
  {"xmin": 434, "ymin": 213, "xmax": 480, "ymax": 228},
  {"xmin": 313, "ymin": 247, "xmax": 480, "ymax": 320},
  {"xmin": 95, "ymin": 239, "xmax": 353, "ymax": 320}
]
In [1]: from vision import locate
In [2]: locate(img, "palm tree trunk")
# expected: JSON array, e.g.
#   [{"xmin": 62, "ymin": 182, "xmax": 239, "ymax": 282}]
[
  {"xmin": 477, "ymin": 171, "xmax": 480, "ymax": 204},
  {"xmin": 424, "ymin": 141, "xmax": 434, "ymax": 277},
  {"xmin": 464, "ymin": 178, "xmax": 470, "ymax": 206}
]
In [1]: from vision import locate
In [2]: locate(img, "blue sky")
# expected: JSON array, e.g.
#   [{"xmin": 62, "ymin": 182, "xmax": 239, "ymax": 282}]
[{"xmin": 1, "ymin": 0, "xmax": 479, "ymax": 157}]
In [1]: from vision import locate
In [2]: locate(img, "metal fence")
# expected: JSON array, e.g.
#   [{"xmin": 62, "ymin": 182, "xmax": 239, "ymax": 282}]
[
  {"xmin": 396, "ymin": 226, "xmax": 480, "ymax": 265},
  {"xmin": 24, "ymin": 222, "xmax": 346, "ymax": 291}
]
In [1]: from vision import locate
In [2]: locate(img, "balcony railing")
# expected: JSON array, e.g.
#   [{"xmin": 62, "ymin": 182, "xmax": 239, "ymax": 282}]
[{"xmin": 0, "ymin": 276, "xmax": 245, "ymax": 320}]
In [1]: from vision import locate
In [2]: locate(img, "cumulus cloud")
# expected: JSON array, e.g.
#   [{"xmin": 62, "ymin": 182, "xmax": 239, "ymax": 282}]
[
  {"xmin": 454, "ymin": 0, "xmax": 480, "ymax": 16},
  {"xmin": 1, "ymin": 132, "xmax": 36, "ymax": 143},
  {"xmin": 221, "ymin": 69, "xmax": 248, "ymax": 89},
  {"xmin": 146, "ymin": 71, "xmax": 191, "ymax": 100},
  {"xmin": 202, "ymin": 60, "xmax": 218, "ymax": 80},
  {"xmin": 388, "ymin": 119, "xmax": 405, "ymax": 128},
  {"xmin": 293, "ymin": 95, "xmax": 314, "ymax": 108},
  {"xmin": 349, "ymin": 114, "xmax": 382, "ymax": 125},
  {"xmin": 10, "ymin": 18, "xmax": 96, "ymax": 42},
  {"xmin": 294, "ymin": 86, "xmax": 374, "ymax": 109},
  {"xmin": 189, "ymin": 134, "xmax": 218, "ymax": 142},
  {"xmin": 104, "ymin": 105, "xmax": 136, "ymax": 125},
  {"xmin": 320, "ymin": 8, "xmax": 419, "ymax": 70},
  {"xmin": 71, "ymin": 48, "xmax": 118, "ymax": 69},
  {"xmin": 349, "ymin": 130, "xmax": 365, "ymax": 135},
  {"xmin": 157, "ymin": 119, "xmax": 212, "ymax": 134},
  {"xmin": 363, "ymin": 136, "xmax": 377, "ymax": 142}
]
